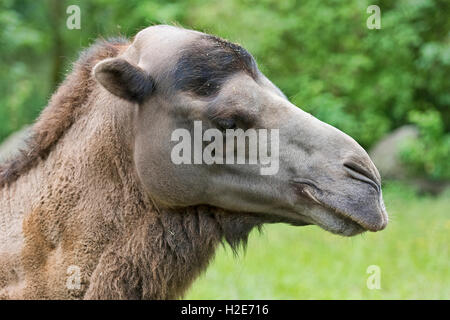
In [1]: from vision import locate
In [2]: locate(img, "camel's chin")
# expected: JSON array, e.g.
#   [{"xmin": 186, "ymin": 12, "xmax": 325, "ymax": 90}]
[
  {"xmin": 257, "ymin": 209, "xmax": 366, "ymax": 236},
  {"xmin": 286, "ymin": 215, "xmax": 366, "ymax": 236},
  {"xmin": 286, "ymin": 217, "xmax": 365, "ymax": 236}
]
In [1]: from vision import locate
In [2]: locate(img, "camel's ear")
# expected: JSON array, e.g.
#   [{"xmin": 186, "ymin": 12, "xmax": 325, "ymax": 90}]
[{"xmin": 93, "ymin": 58, "xmax": 154, "ymax": 103}]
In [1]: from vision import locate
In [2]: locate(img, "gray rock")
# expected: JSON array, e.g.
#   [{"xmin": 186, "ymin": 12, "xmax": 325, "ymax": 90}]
[
  {"xmin": 369, "ymin": 125, "xmax": 419, "ymax": 180},
  {"xmin": 370, "ymin": 125, "xmax": 449, "ymax": 194}
]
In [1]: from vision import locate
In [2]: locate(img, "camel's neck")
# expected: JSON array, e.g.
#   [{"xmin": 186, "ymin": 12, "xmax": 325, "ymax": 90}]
[{"xmin": 94, "ymin": 206, "xmax": 260, "ymax": 299}]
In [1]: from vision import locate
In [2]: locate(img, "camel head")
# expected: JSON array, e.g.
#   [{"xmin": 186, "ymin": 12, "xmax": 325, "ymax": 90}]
[{"xmin": 93, "ymin": 25, "xmax": 388, "ymax": 237}]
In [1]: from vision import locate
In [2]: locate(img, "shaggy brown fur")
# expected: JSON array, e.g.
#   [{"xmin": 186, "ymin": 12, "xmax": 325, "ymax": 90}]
[
  {"xmin": 0, "ymin": 38, "xmax": 128, "ymax": 189},
  {"xmin": 84, "ymin": 208, "xmax": 259, "ymax": 299},
  {"xmin": 0, "ymin": 37, "xmax": 261, "ymax": 299}
]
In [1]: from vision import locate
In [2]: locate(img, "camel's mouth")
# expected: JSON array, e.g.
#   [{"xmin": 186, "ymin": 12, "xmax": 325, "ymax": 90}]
[
  {"xmin": 290, "ymin": 180, "xmax": 387, "ymax": 237},
  {"xmin": 306, "ymin": 201, "xmax": 369, "ymax": 237}
]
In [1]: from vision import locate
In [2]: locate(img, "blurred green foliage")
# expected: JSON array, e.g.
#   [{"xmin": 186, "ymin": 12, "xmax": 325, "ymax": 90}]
[
  {"xmin": 400, "ymin": 110, "xmax": 450, "ymax": 179},
  {"xmin": 0, "ymin": 0, "xmax": 448, "ymax": 178}
]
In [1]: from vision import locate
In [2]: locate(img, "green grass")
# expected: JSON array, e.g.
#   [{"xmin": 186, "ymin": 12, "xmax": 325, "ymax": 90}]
[{"xmin": 186, "ymin": 182, "xmax": 450, "ymax": 299}]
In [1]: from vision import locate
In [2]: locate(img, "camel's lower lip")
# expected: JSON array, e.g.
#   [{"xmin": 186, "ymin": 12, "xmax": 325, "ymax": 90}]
[
  {"xmin": 290, "ymin": 180, "xmax": 371, "ymax": 236},
  {"xmin": 301, "ymin": 203, "xmax": 368, "ymax": 236},
  {"xmin": 320, "ymin": 211, "xmax": 367, "ymax": 236},
  {"xmin": 317, "ymin": 202, "xmax": 369, "ymax": 232}
]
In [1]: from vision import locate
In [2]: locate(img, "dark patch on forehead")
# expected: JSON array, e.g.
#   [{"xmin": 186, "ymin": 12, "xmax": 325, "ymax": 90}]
[{"xmin": 173, "ymin": 35, "xmax": 258, "ymax": 96}]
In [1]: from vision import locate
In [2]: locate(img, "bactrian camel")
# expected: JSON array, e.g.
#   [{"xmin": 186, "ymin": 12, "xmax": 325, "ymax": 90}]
[{"xmin": 0, "ymin": 25, "xmax": 388, "ymax": 299}]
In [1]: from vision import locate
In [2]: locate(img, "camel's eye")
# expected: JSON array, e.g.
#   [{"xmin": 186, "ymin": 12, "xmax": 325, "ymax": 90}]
[{"xmin": 215, "ymin": 118, "xmax": 237, "ymax": 130}]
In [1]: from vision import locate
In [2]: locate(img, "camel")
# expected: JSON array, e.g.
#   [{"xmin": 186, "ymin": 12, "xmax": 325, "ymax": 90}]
[{"xmin": 0, "ymin": 25, "xmax": 388, "ymax": 299}]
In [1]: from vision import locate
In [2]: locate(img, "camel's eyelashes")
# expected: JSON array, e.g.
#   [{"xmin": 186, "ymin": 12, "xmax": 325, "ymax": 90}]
[{"xmin": 94, "ymin": 58, "xmax": 154, "ymax": 103}]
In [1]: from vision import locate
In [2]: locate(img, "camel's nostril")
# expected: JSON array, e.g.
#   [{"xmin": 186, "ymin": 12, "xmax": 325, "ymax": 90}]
[
  {"xmin": 343, "ymin": 161, "xmax": 376, "ymax": 180},
  {"xmin": 343, "ymin": 161, "xmax": 380, "ymax": 193}
]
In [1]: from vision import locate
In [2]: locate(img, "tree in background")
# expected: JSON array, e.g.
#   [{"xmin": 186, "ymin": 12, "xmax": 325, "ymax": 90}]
[{"xmin": 0, "ymin": 0, "xmax": 448, "ymax": 179}]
